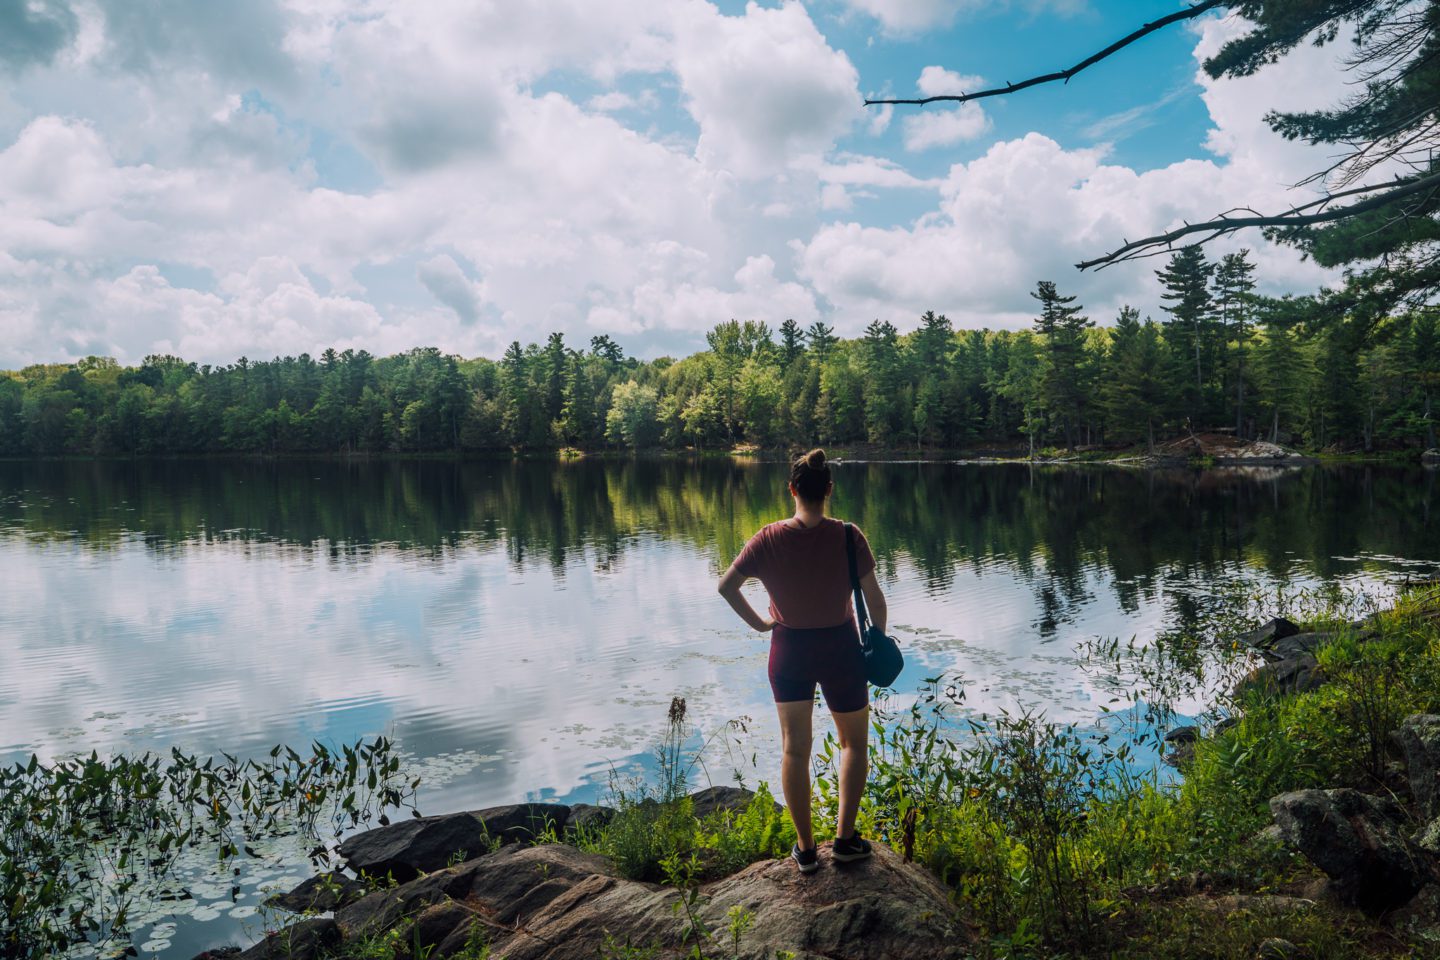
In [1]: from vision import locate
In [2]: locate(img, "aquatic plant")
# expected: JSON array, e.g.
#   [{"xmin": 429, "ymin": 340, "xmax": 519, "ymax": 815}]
[{"xmin": 0, "ymin": 737, "xmax": 418, "ymax": 959}]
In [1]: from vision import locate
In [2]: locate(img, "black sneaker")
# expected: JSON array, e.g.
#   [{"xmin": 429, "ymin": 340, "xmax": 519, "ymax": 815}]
[
  {"xmin": 831, "ymin": 831, "xmax": 872, "ymax": 862},
  {"xmin": 791, "ymin": 843, "xmax": 819, "ymax": 874}
]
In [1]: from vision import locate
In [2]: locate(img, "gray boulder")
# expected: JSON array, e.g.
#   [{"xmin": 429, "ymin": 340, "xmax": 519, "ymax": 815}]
[
  {"xmin": 689, "ymin": 785, "xmax": 766, "ymax": 819},
  {"xmin": 1255, "ymin": 938, "xmax": 1300, "ymax": 960},
  {"xmin": 1261, "ymin": 632, "xmax": 1335, "ymax": 663},
  {"xmin": 235, "ymin": 918, "xmax": 339, "ymax": 960},
  {"xmin": 264, "ymin": 871, "xmax": 368, "ymax": 914},
  {"xmin": 1161, "ymin": 726, "xmax": 1198, "ymax": 767},
  {"xmin": 1232, "ymin": 655, "xmax": 1325, "ymax": 699},
  {"xmin": 1242, "ymin": 617, "xmax": 1300, "ymax": 652},
  {"xmin": 565, "ymin": 802, "xmax": 616, "ymax": 837},
  {"xmin": 337, "ymin": 843, "xmax": 614, "ymax": 941},
  {"xmin": 336, "ymin": 857, "xmax": 480, "ymax": 939},
  {"xmin": 1162, "ymin": 741, "xmax": 1196, "ymax": 769},
  {"xmin": 337, "ymin": 803, "xmax": 571, "ymax": 882},
  {"xmin": 1269, "ymin": 788, "xmax": 1431, "ymax": 911},
  {"xmin": 480, "ymin": 802, "xmax": 571, "ymax": 842},
  {"xmin": 1387, "ymin": 883, "xmax": 1440, "ymax": 945},
  {"xmin": 1422, "ymin": 448, "xmax": 1439, "ymax": 464},
  {"xmin": 1393, "ymin": 714, "xmax": 1440, "ymax": 820},
  {"xmin": 321, "ymin": 839, "xmax": 969, "ymax": 960},
  {"xmin": 1417, "ymin": 818, "xmax": 1440, "ymax": 856},
  {"xmin": 1164, "ymin": 725, "xmax": 1200, "ymax": 744}
]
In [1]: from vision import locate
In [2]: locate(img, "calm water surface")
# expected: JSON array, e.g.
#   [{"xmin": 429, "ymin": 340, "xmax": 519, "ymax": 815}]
[{"xmin": 2, "ymin": 458, "xmax": 1438, "ymax": 955}]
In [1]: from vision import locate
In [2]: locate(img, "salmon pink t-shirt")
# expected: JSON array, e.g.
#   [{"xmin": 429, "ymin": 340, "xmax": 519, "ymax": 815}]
[{"xmin": 729, "ymin": 517, "xmax": 876, "ymax": 629}]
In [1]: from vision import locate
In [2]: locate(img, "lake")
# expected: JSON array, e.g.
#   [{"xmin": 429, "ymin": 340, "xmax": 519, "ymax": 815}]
[{"xmin": 2, "ymin": 458, "xmax": 1438, "ymax": 956}]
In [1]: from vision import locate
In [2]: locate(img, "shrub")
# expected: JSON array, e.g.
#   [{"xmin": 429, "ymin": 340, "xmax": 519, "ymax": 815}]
[{"xmin": 698, "ymin": 782, "xmax": 795, "ymax": 875}]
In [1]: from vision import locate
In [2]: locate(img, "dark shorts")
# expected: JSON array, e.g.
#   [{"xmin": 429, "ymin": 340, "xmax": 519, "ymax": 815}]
[{"xmin": 768, "ymin": 620, "xmax": 869, "ymax": 713}]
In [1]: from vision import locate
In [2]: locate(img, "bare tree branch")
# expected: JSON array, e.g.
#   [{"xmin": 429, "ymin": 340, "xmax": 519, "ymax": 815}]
[
  {"xmin": 1077, "ymin": 170, "xmax": 1440, "ymax": 270},
  {"xmin": 864, "ymin": 0, "xmax": 1228, "ymax": 107}
]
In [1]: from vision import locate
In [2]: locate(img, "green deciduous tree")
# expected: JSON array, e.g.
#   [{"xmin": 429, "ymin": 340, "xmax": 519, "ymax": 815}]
[{"xmin": 605, "ymin": 381, "xmax": 660, "ymax": 449}]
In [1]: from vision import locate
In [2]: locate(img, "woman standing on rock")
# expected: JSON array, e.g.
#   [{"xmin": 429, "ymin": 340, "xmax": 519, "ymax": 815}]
[{"xmin": 717, "ymin": 448, "xmax": 885, "ymax": 873}]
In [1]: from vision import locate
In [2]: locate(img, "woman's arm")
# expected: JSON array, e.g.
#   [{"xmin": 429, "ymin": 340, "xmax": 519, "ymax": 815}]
[
  {"xmin": 717, "ymin": 566, "xmax": 775, "ymax": 632},
  {"xmin": 859, "ymin": 571, "xmax": 887, "ymax": 634}
]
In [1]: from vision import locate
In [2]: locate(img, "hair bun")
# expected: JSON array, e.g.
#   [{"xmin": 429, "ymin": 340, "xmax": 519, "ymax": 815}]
[{"xmin": 805, "ymin": 448, "xmax": 826, "ymax": 469}]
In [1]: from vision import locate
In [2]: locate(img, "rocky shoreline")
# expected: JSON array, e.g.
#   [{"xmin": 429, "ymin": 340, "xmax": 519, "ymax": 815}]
[
  {"xmin": 204, "ymin": 787, "xmax": 968, "ymax": 960},
  {"xmin": 206, "ymin": 592, "xmax": 1440, "ymax": 960},
  {"xmin": 1150, "ymin": 595, "xmax": 1440, "ymax": 950}
]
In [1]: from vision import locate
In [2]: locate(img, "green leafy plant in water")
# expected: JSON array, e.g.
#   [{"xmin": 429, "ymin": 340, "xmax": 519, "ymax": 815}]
[{"xmin": 0, "ymin": 736, "xmax": 419, "ymax": 959}]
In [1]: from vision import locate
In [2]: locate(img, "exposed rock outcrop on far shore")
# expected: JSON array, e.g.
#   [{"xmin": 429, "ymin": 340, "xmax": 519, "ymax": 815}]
[{"xmin": 1153, "ymin": 433, "xmax": 1315, "ymax": 465}]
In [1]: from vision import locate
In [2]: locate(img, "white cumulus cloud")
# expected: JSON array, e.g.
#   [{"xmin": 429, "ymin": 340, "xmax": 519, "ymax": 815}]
[
  {"xmin": 901, "ymin": 66, "xmax": 991, "ymax": 150},
  {"xmin": 0, "ymin": 2, "xmax": 1372, "ymax": 367},
  {"xmin": 796, "ymin": 12, "xmax": 1352, "ymax": 333},
  {"xmin": 673, "ymin": 1, "xmax": 863, "ymax": 178}
]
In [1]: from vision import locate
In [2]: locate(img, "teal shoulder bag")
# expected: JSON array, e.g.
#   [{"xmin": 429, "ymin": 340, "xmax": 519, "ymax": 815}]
[{"xmin": 844, "ymin": 522, "xmax": 903, "ymax": 687}]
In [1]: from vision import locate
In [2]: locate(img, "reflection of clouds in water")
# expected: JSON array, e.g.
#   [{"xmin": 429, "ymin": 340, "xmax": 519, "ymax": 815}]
[
  {"xmin": 7, "ymin": 462, "xmax": 1438, "ymax": 957},
  {"xmin": 0, "ymin": 534, "xmax": 782, "ymax": 809},
  {"xmin": 0, "ymin": 531, "xmax": 1419, "ymax": 801}
]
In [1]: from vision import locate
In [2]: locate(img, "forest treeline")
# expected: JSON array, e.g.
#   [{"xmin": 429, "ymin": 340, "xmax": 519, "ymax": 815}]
[{"xmin": 2, "ymin": 248, "xmax": 1437, "ymax": 456}]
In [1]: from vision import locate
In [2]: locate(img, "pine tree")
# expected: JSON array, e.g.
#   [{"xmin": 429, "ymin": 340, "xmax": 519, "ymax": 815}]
[
  {"xmin": 540, "ymin": 332, "xmax": 567, "ymax": 429},
  {"xmin": 913, "ymin": 310, "xmax": 954, "ymax": 368},
  {"xmin": 1253, "ymin": 298, "xmax": 1307, "ymax": 444},
  {"xmin": 806, "ymin": 321, "xmax": 838, "ymax": 361},
  {"xmin": 1102, "ymin": 307, "xmax": 1167, "ymax": 452},
  {"xmin": 560, "ymin": 352, "xmax": 597, "ymax": 445},
  {"xmin": 778, "ymin": 319, "xmax": 805, "ymax": 370},
  {"xmin": 1214, "ymin": 250, "xmax": 1258, "ymax": 437},
  {"xmin": 589, "ymin": 335, "xmax": 625, "ymax": 365},
  {"xmin": 861, "ymin": 319, "xmax": 904, "ymax": 443},
  {"xmin": 499, "ymin": 340, "xmax": 530, "ymax": 447},
  {"xmin": 1031, "ymin": 280, "xmax": 1093, "ymax": 449},
  {"xmin": 1155, "ymin": 246, "xmax": 1215, "ymax": 426},
  {"xmin": 1203, "ymin": 2, "xmax": 1440, "ymax": 325}
]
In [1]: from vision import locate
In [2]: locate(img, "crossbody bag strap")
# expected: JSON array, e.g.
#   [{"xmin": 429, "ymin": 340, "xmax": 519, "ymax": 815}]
[{"xmin": 844, "ymin": 522, "xmax": 871, "ymax": 632}]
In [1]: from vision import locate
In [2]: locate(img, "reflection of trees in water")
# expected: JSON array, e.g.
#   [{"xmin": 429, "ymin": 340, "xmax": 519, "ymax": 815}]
[{"xmin": 0, "ymin": 460, "xmax": 1435, "ymax": 621}]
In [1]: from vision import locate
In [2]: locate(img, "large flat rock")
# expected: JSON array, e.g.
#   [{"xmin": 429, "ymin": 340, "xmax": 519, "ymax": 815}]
[
  {"xmin": 336, "ymin": 803, "xmax": 571, "ymax": 882},
  {"xmin": 291, "ymin": 839, "xmax": 970, "ymax": 960},
  {"xmin": 698, "ymin": 840, "xmax": 970, "ymax": 960}
]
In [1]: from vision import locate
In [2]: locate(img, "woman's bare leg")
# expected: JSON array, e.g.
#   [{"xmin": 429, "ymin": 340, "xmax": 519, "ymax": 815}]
[
  {"xmin": 775, "ymin": 699, "xmax": 815, "ymax": 849},
  {"xmin": 831, "ymin": 705, "xmax": 869, "ymax": 839}
]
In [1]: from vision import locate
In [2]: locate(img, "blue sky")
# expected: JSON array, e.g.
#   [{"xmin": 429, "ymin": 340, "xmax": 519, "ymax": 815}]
[{"xmin": 0, "ymin": 0, "xmax": 1346, "ymax": 366}]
